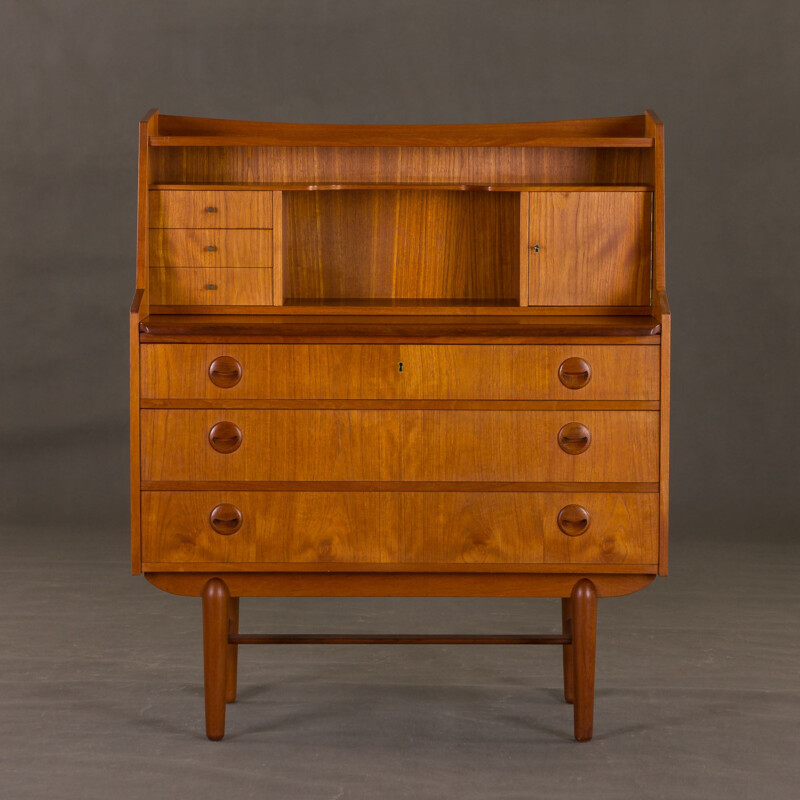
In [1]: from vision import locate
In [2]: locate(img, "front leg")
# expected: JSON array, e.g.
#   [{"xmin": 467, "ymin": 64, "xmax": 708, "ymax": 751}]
[
  {"xmin": 202, "ymin": 578, "xmax": 230, "ymax": 740},
  {"xmin": 571, "ymin": 579, "xmax": 597, "ymax": 742}
]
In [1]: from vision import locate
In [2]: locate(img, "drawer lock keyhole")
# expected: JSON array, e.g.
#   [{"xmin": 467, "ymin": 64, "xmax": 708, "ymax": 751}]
[{"xmin": 398, "ymin": 361, "xmax": 404, "ymax": 373}]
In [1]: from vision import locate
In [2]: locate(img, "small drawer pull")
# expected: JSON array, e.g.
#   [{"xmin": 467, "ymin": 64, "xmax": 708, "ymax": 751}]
[
  {"xmin": 206, "ymin": 245, "xmax": 217, "ymax": 252},
  {"xmin": 209, "ymin": 503, "xmax": 242, "ymax": 535},
  {"xmin": 208, "ymin": 356, "xmax": 242, "ymax": 388},
  {"xmin": 558, "ymin": 357, "xmax": 592, "ymax": 390},
  {"xmin": 557, "ymin": 422, "xmax": 591, "ymax": 455},
  {"xmin": 206, "ymin": 206, "xmax": 218, "ymax": 213},
  {"xmin": 557, "ymin": 505, "xmax": 590, "ymax": 536},
  {"xmin": 208, "ymin": 421, "xmax": 242, "ymax": 454}
]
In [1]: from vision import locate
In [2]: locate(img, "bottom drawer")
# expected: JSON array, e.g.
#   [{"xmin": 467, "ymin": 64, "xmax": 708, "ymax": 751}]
[
  {"xmin": 149, "ymin": 267, "xmax": 273, "ymax": 306},
  {"xmin": 141, "ymin": 491, "xmax": 658, "ymax": 568}
]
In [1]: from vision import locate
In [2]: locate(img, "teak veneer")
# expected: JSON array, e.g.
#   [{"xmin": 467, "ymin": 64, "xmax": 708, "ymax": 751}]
[{"xmin": 131, "ymin": 111, "xmax": 670, "ymax": 743}]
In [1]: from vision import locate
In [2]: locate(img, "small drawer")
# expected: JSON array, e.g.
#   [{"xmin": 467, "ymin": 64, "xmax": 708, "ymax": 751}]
[
  {"xmin": 139, "ymin": 409, "xmax": 659, "ymax": 483},
  {"xmin": 140, "ymin": 490, "xmax": 658, "ymax": 567},
  {"xmin": 149, "ymin": 190, "xmax": 273, "ymax": 229},
  {"xmin": 149, "ymin": 229, "xmax": 273, "ymax": 268},
  {"xmin": 140, "ymin": 344, "xmax": 660, "ymax": 400},
  {"xmin": 149, "ymin": 267, "xmax": 273, "ymax": 306}
]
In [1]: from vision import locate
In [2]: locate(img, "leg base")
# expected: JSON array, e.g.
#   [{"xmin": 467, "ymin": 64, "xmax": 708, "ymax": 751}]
[{"xmin": 194, "ymin": 584, "xmax": 599, "ymax": 741}]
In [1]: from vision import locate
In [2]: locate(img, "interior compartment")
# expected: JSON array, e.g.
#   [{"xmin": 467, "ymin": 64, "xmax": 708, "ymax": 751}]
[{"xmin": 283, "ymin": 190, "xmax": 520, "ymax": 304}]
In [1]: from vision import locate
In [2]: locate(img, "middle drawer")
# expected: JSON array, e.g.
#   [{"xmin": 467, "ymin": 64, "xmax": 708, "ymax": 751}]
[
  {"xmin": 140, "ymin": 409, "xmax": 659, "ymax": 483},
  {"xmin": 140, "ymin": 344, "xmax": 659, "ymax": 400},
  {"xmin": 150, "ymin": 229, "xmax": 273, "ymax": 268}
]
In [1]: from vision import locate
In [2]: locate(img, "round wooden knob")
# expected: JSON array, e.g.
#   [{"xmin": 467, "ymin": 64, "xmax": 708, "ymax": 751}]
[
  {"xmin": 557, "ymin": 422, "xmax": 591, "ymax": 454},
  {"xmin": 209, "ymin": 503, "xmax": 242, "ymax": 535},
  {"xmin": 208, "ymin": 356, "xmax": 242, "ymax": 388},
  {"xmin": 208, "ymin": 421, "xmax": 242, "ymax": 454},
  {"xmin": 558, "ymin": 357, "xmax": 592, "ymax": 390},
  {"xmin": 557, "ymin": 505, "xmax": 590, "ymax": 536}
]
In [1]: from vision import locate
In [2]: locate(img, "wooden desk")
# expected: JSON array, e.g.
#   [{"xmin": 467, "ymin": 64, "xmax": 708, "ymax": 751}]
[{"xmin": 131, "ymin": 111, "xmax": 669, "ymax": 742}]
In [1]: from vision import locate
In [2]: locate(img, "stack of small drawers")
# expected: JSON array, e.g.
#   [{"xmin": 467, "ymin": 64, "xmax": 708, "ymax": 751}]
[{"xmin": 148, "ymin": 190, "xmax": 275, "ymax": 306}]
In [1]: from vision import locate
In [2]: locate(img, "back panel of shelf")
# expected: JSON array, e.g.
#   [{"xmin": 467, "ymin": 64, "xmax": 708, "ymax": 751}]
[{"xmin": 283, "ymin": 189, "xmax": 520, "ymax": 304}]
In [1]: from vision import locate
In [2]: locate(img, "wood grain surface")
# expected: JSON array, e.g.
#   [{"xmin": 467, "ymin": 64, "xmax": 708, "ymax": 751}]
[
  {"xmin": 528, "ymin": 192, "xmax": 651, "ymax": 306},
  {"xmin": 140, "ymin": 409, "xmax": 659, "ymax": 482},
  {"xmin": 284, "ymin": 190, "xmax": 519, "ymax": 301},
  {"xmin": 149, "ymin": 189, "xmax": 273, "ymax": 228},
  {"xmin": 149, "ymin": 268, "xmax": 273, "ymax": 306},
  {"xmin": 141, "ymin": 491, "xmax": 657, "ymax": 566},
  {"xmin": 138, "ymin": 314, "xmax": 662, "ymax": 340},
  {"xmin": 140, "ymin": 343, "xmax": 659, "ymax": 400},
  {"xmin": 145, "ymin": 571, "xmax": 656, "ymax": 598},
  {"xmin": 152, "ymin": 146, "xmax": 652, "ymax": 187},
  {"xmin": 150, "ymin": 229, "xmax": 273, "ymax": 268}
]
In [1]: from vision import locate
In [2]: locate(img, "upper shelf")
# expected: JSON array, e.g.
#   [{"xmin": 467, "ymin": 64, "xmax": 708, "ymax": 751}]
[{"xmin": 145, "ymin": 112, "xmax": 656, "ymax": 148}]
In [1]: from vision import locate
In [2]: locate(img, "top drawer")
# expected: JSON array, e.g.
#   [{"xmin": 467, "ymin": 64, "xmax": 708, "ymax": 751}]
[
  {"xmin": 140, "ymin": 344, "xmax": 659, "ymax": 401},
  {"xmin": 149, "ymin": 190, "xmax": 273, "ymax": 229}
]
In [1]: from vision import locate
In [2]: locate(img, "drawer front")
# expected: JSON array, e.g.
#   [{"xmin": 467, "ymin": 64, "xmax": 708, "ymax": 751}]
[
  {"xmin": 150, "ymin": 267, "xmax": 273, "ymax": 306},
  {"xmin": 150, "ymin": 229, "xmax": 273, "ymax": 267},
  {"xmin": 141, "ymin": 491, "xmax": 657, "ymax": 566},
  {"xmin": 140, "ymin": 344, "xmax": 660, "ymax": 400},
  {"xmin": 149, "ymin": 190, "xmax": 273, "ymax": 229},
  {"xmin": 140, "ymin": 409, "xmax": 659, "ymax": 483}
]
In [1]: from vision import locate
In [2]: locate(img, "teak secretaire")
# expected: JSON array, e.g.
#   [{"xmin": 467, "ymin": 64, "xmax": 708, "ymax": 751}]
[{"xmin": 130, "ymin": 110, "xmax": 669, "ymax": 742}]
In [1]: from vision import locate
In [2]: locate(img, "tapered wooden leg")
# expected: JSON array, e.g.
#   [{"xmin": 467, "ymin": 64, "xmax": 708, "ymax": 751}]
[
  {"xmin": 561, "ymin": 598, "xmax": 574, "ymax": 704},
  {"xmin": 225, "ymin": 597, "xmax": 240, "ymax": 703},
  {"xmin": 202, "ymin": 578, "xmax": 230, "ymax": 741},
  {"xmin": 571, "ymin": 578, "xmax": 597, "ymax": 742}
]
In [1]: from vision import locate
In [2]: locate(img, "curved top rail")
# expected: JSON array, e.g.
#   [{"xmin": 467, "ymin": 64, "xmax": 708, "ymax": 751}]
[{"xmin": 147, "ymin": 111, "xmax": 653, "ymax": 147}]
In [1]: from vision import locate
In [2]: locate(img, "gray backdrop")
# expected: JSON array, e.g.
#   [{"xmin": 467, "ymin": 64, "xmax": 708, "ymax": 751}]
[
  {"xmin": 2, "ymin": 3, "xmax": 799, "ymax": 797},
  {"xmin": 1, "ymin": 0, "xmax": 798, "ymax": 544}
]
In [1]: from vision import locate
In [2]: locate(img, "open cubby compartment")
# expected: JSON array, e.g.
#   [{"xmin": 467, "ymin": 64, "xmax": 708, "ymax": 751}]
[{"xmin": 282, "ymin": 189, "xmax": 521, "ymax": 306}]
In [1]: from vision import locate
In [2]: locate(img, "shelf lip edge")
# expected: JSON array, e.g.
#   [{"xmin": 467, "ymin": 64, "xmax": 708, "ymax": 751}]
[
  {"xmin": 149, "ymin": 135, "xmax": 655, "ymax": 148},
  {"xmin": 149, "ymin": 182, "xmax": 655, "ymax": 192},
  {"xmin": 138, "ymin": 318, "xmax": 662, "ymax": 339}
]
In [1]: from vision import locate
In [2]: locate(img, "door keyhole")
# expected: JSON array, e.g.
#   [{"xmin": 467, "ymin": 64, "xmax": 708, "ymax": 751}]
[{"xmin": 398, "ymin": 361, "xmax": 404, "ymax": 373}]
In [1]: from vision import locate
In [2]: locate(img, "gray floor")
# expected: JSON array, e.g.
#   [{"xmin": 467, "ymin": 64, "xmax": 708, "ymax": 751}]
[{"xmin": 1, "ymin": 524, "xmax": 798, "ymax": 800}]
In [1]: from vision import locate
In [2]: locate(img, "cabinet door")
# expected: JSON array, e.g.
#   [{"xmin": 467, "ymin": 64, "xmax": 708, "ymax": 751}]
[{"xmin": 528, "ymin": 192, "xmax": 651, "ymax": 306}]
